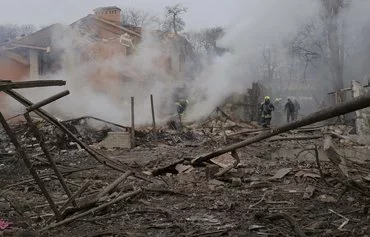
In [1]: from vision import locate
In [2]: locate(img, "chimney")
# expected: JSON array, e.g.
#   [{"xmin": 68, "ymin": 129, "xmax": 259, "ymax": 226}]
[{"xmin": 94, "ymin": 6, "xmax": 121, "ymax": 24}]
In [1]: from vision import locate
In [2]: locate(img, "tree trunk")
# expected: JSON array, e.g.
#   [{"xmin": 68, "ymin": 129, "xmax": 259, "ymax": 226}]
[{"xmin": 323, "ymin": 0, "xmax": 345, "ymax": 96}]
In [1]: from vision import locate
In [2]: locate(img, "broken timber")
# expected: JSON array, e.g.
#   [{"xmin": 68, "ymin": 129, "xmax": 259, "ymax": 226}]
[
  {"xmin": 0, "ymin": 80, "xmax": 65, "ymax": 91},
  {"xmin": 62, "ymin": 116, "xmax": 129, "ymax": 130},
  {"xmin": 26, "ymin": 90, "xmax": 70, "ymax": 112},
  {"xmin": 24, "ymin": 113, "xmax": 76, "ymax": 207},
  {"xmin": 47, "ymin": 181, "xmax": 92, "ymax": 224},
  {"xmin": 40, "ymin": 189, "xmax": 142, "ymax": 232},
  {"xmin": 323, "ymin": 135, "xmax": 349, "ymax": 177},
  {"xmin": 192, "ymin": 92, "xmax": 370, "ymax": 165},
  {"xmin": 214, "ymin": 150, "xmax": 240, "ymax": 177},
  {"xmin": 0, "ymin": 112, "xmax": 62, "ymax": 221},
  {"xmin": 216, "ymin": 107, "xmax": 233, "ymax": 121},
  {"xmin": 97, "ymin": 171, "xmax": 133, "ymax": 199},
  {"xmin": 4, "ymin": 89, "xmax": 126, "ymax": 172}
]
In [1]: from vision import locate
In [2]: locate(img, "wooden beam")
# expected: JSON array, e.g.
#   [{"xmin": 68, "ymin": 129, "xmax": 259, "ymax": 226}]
[
  {"xmin": 4, "ymin": 89, "xmax": 126, "ymax": 172},
  {"xmin": 26, "ymin": 90, "xmax": 69, "ymax": 112},
  {"xmin": 0, "ymin": 80, "xmax": 66, "ymax": 91},
  {"xmin": 24, "ymin": 113, "xmax": 76, "ymax": 207},
  {"xmin": 0, "ymin": 112, "xmax": 62, "ymax": 221},
  {"xmin": 40, "ymin": 189, "xmax": 142, "ymax": 232}
]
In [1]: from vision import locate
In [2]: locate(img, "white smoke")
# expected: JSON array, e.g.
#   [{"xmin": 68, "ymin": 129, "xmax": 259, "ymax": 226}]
[
  {"xmin": 6, "ymin": 0, "xmax": 370, "ymax": 126},
  {"xmin": 186, "ymin": 0, "xmax": 320, "ymax": 120},
  {"xmin": 7, "ymin": 27, "xmax": 182, "ymax": 126}
]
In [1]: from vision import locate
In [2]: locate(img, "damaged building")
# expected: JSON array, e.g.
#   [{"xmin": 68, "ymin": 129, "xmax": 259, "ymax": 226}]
[
  {"xmin": 1, "ymin": 2, "xmax": 370, "ymax": 236},
  {"xmin": 0, "ymin": 6, "xmax": 195, "ymax": 114}
]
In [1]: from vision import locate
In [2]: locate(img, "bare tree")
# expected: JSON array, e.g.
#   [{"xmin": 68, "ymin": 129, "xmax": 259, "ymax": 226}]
[
  {"xmin": 0, "ymin": 24, "xmax": 18, "ymax": 43},
  {"xmin": 184, "ymin": 26, "xmax": 226, "ymax": 63},
  {"xmin": 0, "ymin": 24, "xmax": 36, "ymax": 43},
  {"xmin": 162, "ymin": 4, "xmax": 187, "ymax": 34},
  {"xmin": 121, "ymin": 8, "xmax": 160, "ymax": 28},
  {"xmin": 262, "ymin": 46, "xmax": 279, "ymax": 83},
  {"xmin": 18, "ymin": 24, "xmax": 36, "ymax": 36},
  {"xmin": 290, "ymin": 20, "xmax": 329, "ymax": 81},
  {"xmin": 289, "ymin": 0, "xmax": 350, "ymax": 91},
  {"xmin": 321, "ymin": 0, "xmax": 348, "ymax": 91}
]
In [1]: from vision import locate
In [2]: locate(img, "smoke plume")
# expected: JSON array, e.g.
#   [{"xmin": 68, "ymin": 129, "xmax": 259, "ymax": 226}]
[{"xmin": 5, "ymin": 0, "xmax": 370, "ymax": 126}]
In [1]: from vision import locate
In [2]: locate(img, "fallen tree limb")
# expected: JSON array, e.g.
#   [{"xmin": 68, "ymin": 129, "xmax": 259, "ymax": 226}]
[
  {"xmin": 255, "ymin": 212, "xmax": 307, "ymax": 237},
  {"xmin": 40, "ymin": 189, "xmax": 142, "ymax": 232},
  {"xmin": 97, "ymin": 171, "xmax": 133, "ymax": 199},
  {"xmin": 192, "ymin": 93, "xmax": 370, "ymax": 165}
]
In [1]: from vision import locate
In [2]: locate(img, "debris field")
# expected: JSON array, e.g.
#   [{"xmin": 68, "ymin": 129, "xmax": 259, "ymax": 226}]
[{"xmin": 0, "ymin": 80, "xmax": 370, "ymax": 237}]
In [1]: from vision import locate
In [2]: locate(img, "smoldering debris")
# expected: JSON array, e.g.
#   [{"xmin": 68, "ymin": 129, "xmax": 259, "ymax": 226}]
[{"xmin": 2, "ymin": 99, "xmax": 370, "ymax": 236}]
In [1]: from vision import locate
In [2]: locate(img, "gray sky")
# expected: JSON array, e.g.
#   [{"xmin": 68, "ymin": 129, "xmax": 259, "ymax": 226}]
[{"xmin": 0, "ymin": 0, "xmax": 241, "ymax": 30}]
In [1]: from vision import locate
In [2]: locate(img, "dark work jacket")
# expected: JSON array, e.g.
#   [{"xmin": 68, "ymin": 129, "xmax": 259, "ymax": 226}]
[{"xmin": 285, "ymin": 101, "xmax": 295, "ymax": 113}]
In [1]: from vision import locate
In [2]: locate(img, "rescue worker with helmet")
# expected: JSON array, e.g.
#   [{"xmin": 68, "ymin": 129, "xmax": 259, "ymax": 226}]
[
  {"xmin": 175, "ymin": 99, "xmax": 189, "ymax": 129},
  {"xmin": 260, "ymin": 96, "xmax": 275, "ymax": 128},
  {"xmin": 176, "ymin": 99, "xmax": 189, "ymax": 117}
]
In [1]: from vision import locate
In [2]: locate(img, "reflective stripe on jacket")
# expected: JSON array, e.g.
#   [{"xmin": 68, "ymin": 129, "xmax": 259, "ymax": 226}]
[{"xmin": 260, "ymin": 102, "xmax": 274, "ymax": 118}]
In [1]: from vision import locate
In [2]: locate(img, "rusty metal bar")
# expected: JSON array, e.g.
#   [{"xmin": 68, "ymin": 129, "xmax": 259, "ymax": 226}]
[{"xmin": 0, "ymin": 112, "xmax": 62, "ymax": 220}]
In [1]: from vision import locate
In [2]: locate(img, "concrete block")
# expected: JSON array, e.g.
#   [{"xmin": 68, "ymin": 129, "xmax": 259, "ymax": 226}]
[{"xmin": 98, "ymin": 132, "xmax": 131, "ymax": 149}]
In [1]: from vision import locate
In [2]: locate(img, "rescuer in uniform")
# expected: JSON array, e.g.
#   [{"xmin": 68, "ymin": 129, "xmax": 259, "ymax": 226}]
[
  {"xmin": 260, "ymin": 96, "xmax": 275, "ymax": 128},
  {"xmin": 175, "ymin": 99, "xmax": 189, "ymax": 128},
  {"xmin": 284, "ymin": 98, "xmax": 295, "ymax": 123}
]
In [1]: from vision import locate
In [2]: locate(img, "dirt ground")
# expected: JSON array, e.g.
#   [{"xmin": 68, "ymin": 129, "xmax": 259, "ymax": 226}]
[{"xmin": 0, "ymin": 121, "xmax": 369, "ymax": 237}]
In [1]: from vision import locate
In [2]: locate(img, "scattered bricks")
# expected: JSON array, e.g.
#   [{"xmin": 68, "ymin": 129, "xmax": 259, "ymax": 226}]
[{"xmin": 98, "ymin": 132, "xmax": 131, "ymax": 149}]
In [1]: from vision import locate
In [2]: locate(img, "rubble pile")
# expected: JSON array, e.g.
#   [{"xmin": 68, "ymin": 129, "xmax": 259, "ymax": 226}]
[{"xmin": 1, "ymin": 80, "xmax": 370, "ymax": 237}]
